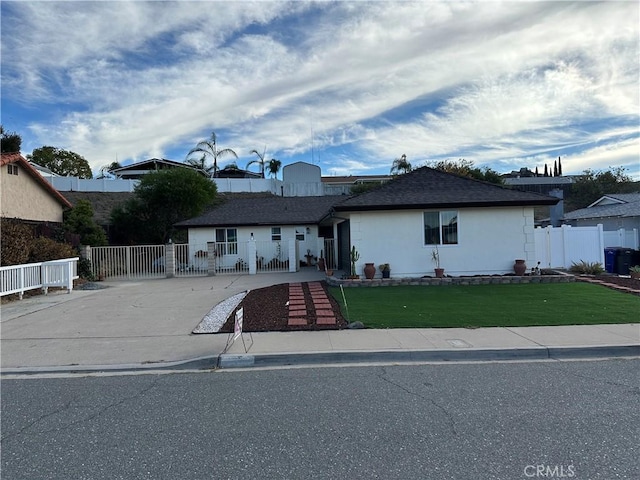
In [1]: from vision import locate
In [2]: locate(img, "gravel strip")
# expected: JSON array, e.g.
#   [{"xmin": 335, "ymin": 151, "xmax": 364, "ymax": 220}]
[{"xmin": 192, "ymin": 291, "xmax": 248, "ymax": 334}]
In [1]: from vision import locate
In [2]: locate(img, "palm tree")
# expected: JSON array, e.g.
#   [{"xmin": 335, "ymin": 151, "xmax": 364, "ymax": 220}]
[
  {"xmin": 390, "ymin": 154, "xmax": 412, "ymax": 175},
  {"xmin": 266, "ymin": 158, "xmax": 282, "ymax": 179},
  {"xmin": 97, "ymin": 161, "xmax": 122, "ymax": 179},
  {"xmin": 186, "ymin": 131, "xmax": 237, "ymax": 178},
  {"xmin": 247, "ymin": 147, "xmax": 267, "ymax": 178}
]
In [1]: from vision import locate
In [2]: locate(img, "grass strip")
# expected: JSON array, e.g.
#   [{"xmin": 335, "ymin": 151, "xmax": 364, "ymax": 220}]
[{"xmin": 329, "ymin": 283, "xmax": 639, "ymax": 328}]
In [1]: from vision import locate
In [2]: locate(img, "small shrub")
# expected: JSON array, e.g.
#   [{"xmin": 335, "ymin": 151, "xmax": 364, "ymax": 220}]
[
  {"xmin": 569, "ymin": 260, "xmax": 604, "ymax": 275},
  {"xmin": 28, "ymin": 237, "xmax": 76, "ymax": 263},
  {"xmin": 0, "ymin": 218, "xmax": 34, "ymax": 266},
  {"xmin": 77, "ymin": 257, "xmax": 96, "ymax": 281}
]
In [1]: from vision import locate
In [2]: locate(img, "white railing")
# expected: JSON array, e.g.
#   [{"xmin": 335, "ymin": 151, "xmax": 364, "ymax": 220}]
[
  {"xmin": 255, "ymin": 240, "xmax": 291, "ymax": 273},
  {"xmin": 174, "ymin": 243, "xmax": 209, "ymax": 276},
  {"xmin": 0, "ymin": 257, "xmax": 79, "ymax": 299},
  {"xmin": 91, "ymin": 245, "xmax": 166, "ymax": 280},
  {"xmin": 88, "ymin": 239, "xmax": 299, "ymax": 280}
]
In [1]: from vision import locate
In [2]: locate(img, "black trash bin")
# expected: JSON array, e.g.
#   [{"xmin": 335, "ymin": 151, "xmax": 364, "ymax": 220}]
[
  {"xmin": 615, "ymin": 249, "xmax": 634, "ymax": 275},
  {"xmin": 604, "ymin": 247, "xmax": 619, "ymax": 274}
]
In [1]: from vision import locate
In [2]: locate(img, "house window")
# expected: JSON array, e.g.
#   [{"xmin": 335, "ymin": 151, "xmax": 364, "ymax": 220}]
[
  {"xmin": 295, "ymin": 228, "xmax": 305, "ymax": 241},
  {"xmin": 7, "ymin": 164, "xmax": 18, "ymax": 175},
  {"xmin": 271, "ymin": 227, "xmax": 281, "ymax": 241},
  {"xmin": 424, "ymin": 211, "xmax": 458, "ymax": 245},
  {"xmin": 215, "ymin": 228, "xmax": 238, "ymax": 255}
]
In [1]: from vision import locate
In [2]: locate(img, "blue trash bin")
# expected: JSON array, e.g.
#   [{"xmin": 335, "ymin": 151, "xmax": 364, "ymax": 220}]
[{"xmin": 604, "ymin": 247, "xmax": 619, "ymax": 274}]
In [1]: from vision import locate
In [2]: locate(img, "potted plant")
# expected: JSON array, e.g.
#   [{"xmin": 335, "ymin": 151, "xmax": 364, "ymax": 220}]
[
  {"xmin": 349, "ymin": 246, "xmax": 360, "ymax": 279},
  {"xmin": 630, "ymin": 265, "xmax": 640, "ymax": 280},
  {"xmin": 379, "ymin": 263, "xmax": 390, "ymax": 279},
  {"xmin": 432, "ymin": 246, "xmax": 444, "ymax": 278},
  {"xmin": 304, "ymin": 249, "xmax": 315, "ymax": 267}
]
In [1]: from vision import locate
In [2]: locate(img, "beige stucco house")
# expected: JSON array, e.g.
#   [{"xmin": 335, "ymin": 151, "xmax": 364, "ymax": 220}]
[{"xmin": 1, "ymin": 152, "xmax": 72, "ymax": 223}]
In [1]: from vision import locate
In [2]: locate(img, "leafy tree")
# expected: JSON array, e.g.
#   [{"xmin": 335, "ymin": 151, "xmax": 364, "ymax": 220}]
[
  {"xmin": 430, "ymin": 159, "xmax": 503, "ymax": 185},
  {"xmin": 0, "ymin": 125, "xmax": 22, "ymax": 153},
  {"xmin": 266, "ymin": 158, "xmax": 282, "ymax": 179},
  {"xmin": 247, "ymin": 147, "xmax": 267, "ymax": 178},
  {"xmin": 390, "ymin": 154, "xmax": 412, "ymax": 175},
  {"xmin": 186, "ymin": 131, "xmax": 237, "ymax": 178},
  {"xmin": 566, "ymin": 167, "xmax": 635, "ymax": 211},
  {"xmin": 28, "ymin": 146, "xmax": 93, "ymax": 178},
  {"xmin": 64, "ymin": 200, "xmax": 108, "ymax": 246},
  {"xmin": 110, "ymin": 168, "xmax": 218, "ymax": 244}
]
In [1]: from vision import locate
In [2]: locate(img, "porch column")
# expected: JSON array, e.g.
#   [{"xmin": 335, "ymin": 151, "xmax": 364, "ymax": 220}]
[
  {"xmin": 288, "ymin": 238, "xmax": 298, "ymax": 272},
  {"xmin": 248, "ymin": 240, "xmax": 257, "ymax": 275}
]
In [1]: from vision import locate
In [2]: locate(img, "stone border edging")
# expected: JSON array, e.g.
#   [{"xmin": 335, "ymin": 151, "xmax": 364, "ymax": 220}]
[{"xmin": 326, "ymin": 274, "xmax": 575, "ymax": 287}]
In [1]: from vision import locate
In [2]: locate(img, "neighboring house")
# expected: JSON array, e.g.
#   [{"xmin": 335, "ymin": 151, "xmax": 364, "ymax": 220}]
[
  {"xmin": 177, "ymin": 167, "xmax": 558, "ymax": 277},
  {"xmin": 562, "ymin": 193, "xmax": 640, "ymax": 231},
  {"xmin": 322, "ymin": 173, "xmax": 391, "ymax": 195},
  {"xmin": 110, "ymin": 158, "xmax": 205, "ymax": 180},
  {"xmin": 0, "ymin": 152, "xmax": 72, "ymax": 223}
]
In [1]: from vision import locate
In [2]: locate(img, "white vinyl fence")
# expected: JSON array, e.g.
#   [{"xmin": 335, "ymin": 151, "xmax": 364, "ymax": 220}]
[
  {"xmin": 0, "ymin": 257, "xmax": 79, "ymax": 299},
  {"xmin": 603, "ymin": 228, "xmax": 639, "ymax": 250},
  {"xmin": 534, "ymin": 225, "xmax": 639, "ymax": 269},
  {"xmin": 535, "ymin": 225, "xmax": 605, "ymax": 269}
]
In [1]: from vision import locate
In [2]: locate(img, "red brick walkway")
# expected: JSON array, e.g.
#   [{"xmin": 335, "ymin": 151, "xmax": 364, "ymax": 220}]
[{"xmin": 287, "ymin": 281, "xmax": 336, "ymax": 326}]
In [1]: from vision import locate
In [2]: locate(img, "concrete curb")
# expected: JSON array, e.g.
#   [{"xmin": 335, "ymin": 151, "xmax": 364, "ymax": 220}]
[
  {"xmin": 217, "ymin": 344, "xmax": 640, "ymax": 369},
  {"xmin": 2, "ymin": 345, "xmax": 638, "ymax": 375},
  {"xmin": 0, "ymin": 355, "xmax": 219, "ymax": 376}
]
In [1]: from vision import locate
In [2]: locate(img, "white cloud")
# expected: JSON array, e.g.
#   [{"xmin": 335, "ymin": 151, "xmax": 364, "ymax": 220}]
[{"xmin": 1, "ymin": 1, "xmax": 638, "ymax": 177}]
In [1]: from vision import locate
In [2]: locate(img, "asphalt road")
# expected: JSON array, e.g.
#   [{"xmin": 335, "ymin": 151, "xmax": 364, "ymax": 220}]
[{"xmin": 2, "ymin": 359, "xmax": 639, "ymax": 480}]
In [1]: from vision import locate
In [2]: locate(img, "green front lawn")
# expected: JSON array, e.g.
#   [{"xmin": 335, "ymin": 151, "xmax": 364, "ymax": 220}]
[{"xmin": 328, "ymin": 283, "xmax": 640, "ymax": 328}]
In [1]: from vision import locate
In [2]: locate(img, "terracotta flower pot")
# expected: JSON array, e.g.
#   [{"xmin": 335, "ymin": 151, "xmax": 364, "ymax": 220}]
[
  {"xmin": 514, "ymin": 259, "xmax": 527, "ymax": 276},
  {"xmin": 364, "ymin": 263, "xmax": 376, "ymax": 279},
  {"xmin": 435, "ymin": 268, "xmax": 445, "ymax": 278}
]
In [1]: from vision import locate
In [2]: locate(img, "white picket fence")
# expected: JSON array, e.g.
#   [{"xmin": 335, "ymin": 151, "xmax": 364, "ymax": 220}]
[
  {"xmin": 535, "ymin": 225, "xmax": 638, "ymax": 269},
  {"xmin": 0, "ymin": 257, "xmax": 79, "ymax": 299}
]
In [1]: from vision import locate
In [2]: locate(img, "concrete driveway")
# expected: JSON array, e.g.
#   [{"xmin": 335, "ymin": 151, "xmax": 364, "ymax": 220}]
[{"xmin": 1, "ymin": 270, "xmax": 327, "ymax": 369}]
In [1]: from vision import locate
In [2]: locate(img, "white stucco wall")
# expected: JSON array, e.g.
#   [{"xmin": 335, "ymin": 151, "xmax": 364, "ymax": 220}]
[
  {"xmin": 347, "ymin": 206, "xmax": 536, "ymax": 277},
  {"xmin": 187, "ymin": 224, "xmax": 322, "ymax": 265}
]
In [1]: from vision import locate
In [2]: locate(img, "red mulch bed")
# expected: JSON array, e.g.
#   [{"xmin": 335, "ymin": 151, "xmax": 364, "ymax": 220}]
[{"xmin": 218, "ymin": 281, "xmax": 348, "ymax": 333}]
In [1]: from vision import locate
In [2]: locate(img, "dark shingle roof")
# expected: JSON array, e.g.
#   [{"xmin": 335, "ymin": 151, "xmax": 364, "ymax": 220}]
[
  {"xmin": 62, "ymin": 191, "xmax": 134, "ymax": 225},
  {"xmin": 175, "ymin": 194, "xmax": 348, "ymax": 228},
  {"xmin": 333, "ymin": 166, "xmax": 559, "ymax": 211},
  {"xmin": 563, "ymin": 193, "xmax": 640, "ymax": 220}
]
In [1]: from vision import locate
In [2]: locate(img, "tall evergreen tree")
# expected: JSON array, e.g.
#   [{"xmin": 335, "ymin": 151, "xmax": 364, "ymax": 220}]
[
  {"xmin": 544, "ymin": 164, "xmax": 549, "ymax": 177},
  {"xmin": 535, "ymin": 166, "xmax": 539, "ymax": 177},
  {"xmin": 558, "ymin": 157, "xmax": 563, "ymax": 176},
  {"xmin": 553, "ymin": 160, "xmax": 558, "ymax": 177}
]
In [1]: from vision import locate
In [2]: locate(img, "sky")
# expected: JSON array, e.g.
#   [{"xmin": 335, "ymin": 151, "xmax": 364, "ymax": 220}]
[{"xmin": 1, "ymin": 1, "xmax": 639, "ymax": 180}]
